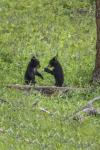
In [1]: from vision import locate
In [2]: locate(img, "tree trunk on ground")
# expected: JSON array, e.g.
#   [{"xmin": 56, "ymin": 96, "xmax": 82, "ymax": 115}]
[{"xmin": 92, "ymin": 0, "xmax": 100, "ymax": 82}]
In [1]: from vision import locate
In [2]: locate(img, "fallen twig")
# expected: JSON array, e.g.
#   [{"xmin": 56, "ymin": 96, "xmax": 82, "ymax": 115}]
[
  {"xmin": 39, "ymin": 107, "xmax": 51, "ymax": 114},
  {"xmin": 39, "ymin": 107, "xmax": 55, "ymax": 115}
]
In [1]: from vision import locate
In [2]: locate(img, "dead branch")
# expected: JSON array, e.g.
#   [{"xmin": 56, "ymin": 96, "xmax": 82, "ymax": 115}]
[
  {"xmin": 72, "ymin": 96, "xmax": 100, "ymax": 116},
  {"xmin": 71, "ymin": 96, "xmax": 100, "ymax": 121},
  {"xmin": 7, "ymin": 84, "xmax": 88, "ymax": 92},
  {"xmin": 39, "ymin": 107, "xmax": 52, "ymax": 114},
  {"xmin": 7, "ymin": 84, "xmax": 33, "ymax": 91},
  {"xmin": 39, "ymin": 107, "xmax": 55, "ymax": 115},
  {"xmin": 87, "ymin": 96, "xmax": 100, "ymax": 107},
  {"xmin": 83, "ymin": 107, "xmax": 100, "ymax": 115}
]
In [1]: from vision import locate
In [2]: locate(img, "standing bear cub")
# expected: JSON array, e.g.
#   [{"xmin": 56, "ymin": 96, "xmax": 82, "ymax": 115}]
[
  {"xmin": 44, "ymin": 56, "xmax": 64, "ymax": 87},
  {"xmin": 24, "ymin": 56, "xmax": 43, "ymax": 85}
]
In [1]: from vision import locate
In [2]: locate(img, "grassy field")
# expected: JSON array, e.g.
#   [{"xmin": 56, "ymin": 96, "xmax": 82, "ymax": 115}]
[{"xmin": 0, "ymin": 0, "xmax": 100, "ymax": 149}]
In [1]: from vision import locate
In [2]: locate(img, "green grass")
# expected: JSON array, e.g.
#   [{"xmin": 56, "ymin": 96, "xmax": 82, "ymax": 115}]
[{"xmin": 0, "ymin": 0, "xmax": 100, "ymax": 149}]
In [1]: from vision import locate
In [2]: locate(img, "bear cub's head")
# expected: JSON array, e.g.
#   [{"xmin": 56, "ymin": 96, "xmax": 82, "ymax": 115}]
[
  {"xmin": 31, "ymin": 56, "xmax": 40, "ymax": 68},
  {"xmin": 48, "ymin": 56, "xmax": 58, "ymax": 67}
]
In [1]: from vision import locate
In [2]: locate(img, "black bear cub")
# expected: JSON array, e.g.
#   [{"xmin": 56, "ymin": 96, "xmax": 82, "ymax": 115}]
[
  {"xmin": 24, "ymin": 56, "xmax": 43, "ymax": 85},
  {"xmin": 44, "ymin": 56, "xmax": 64, "ymax": 87}
]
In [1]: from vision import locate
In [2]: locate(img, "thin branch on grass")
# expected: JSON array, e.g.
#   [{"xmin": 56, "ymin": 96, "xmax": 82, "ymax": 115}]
[{"xmin": 39, "ymin": 107, "xmax": 55, "ymax": 115}]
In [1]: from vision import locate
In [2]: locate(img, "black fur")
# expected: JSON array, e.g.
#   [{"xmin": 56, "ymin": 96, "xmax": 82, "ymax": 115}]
[
  {"xmin": 44, "ymin": 57, "xmax": 64, "ymax": 87},
  {"xmin": 24, "ymin": 56, "xmax": 43, "ymax": 85}
]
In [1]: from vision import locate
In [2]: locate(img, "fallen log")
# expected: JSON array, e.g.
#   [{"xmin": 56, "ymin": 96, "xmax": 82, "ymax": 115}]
[
  {"xmin": 7, "ymin": 84, "xmax": 90, "ymax": 96},
  {"xmin": 7, "ymin": 84, "xmax": 88, "ymax": 91}
]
